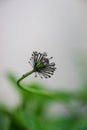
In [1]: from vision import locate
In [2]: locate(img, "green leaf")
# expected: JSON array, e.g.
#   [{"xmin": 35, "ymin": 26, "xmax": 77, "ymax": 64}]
[
  {"xmin": 0, "ymin": 112, "xmax": 10, "ymax": 130},
  {"xmin": 13, "ymin": 109, "xmax": 41, "ymax": 130},
  {"xmin": 42, "ymin": 115, "xmax": 79, "ymax": 130}
]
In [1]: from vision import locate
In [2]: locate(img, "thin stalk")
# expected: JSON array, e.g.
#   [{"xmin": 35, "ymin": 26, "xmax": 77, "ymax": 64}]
[
  {"xmin": 17, "ymin": 69, "xmax": 53, "ymax": 97},
  {"xmin": 17, "ymin": 70, "xmax": 74, "ymax": 100}
]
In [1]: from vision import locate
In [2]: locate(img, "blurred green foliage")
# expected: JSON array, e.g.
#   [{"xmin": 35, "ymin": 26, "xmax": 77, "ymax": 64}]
[{"xmin": 0, "ymin": 72, "xmax": 87, "ymax": 130}]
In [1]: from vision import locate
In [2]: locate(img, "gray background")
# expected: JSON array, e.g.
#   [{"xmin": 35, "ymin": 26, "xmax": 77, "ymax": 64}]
[{"xmin": 0, "ymin": 0, "xmax": 87, "ymax": 110}]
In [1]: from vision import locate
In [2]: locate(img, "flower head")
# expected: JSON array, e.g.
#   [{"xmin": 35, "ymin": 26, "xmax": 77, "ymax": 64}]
[{"xmin": 29, "ymin": 51, "xmax": 56, "ymax": 78}]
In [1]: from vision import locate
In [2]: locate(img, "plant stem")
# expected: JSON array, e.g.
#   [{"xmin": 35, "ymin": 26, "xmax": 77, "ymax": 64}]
[
  {"xmin": 17, "ymin": 69, "xmax": 52, "ymax": 97},
  {"xmin": 17, "ymin": 70, "xmax": 75, "ymax": 100},
  {"xmin": 17, "ymin": 69, "xmax": 34, "ymax": 93}
]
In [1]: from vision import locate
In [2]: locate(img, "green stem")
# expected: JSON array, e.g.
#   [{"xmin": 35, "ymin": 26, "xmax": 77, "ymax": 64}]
[
  {"xmin": 17, "ymin": 70, "xmax": 53, "ymax": 97},
  {"xmin": 17, "ymin": 70, "xmax": 75, "ymax": 100},
  {"xmin": 17, "ymin": 69, "xmax": 34, "ymax": 93}
]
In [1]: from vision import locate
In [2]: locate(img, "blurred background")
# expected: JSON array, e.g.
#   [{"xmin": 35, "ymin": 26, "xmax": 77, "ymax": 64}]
[{"xmin": 0, "ymin": 0, "xmax": 87, "ymax": 130}]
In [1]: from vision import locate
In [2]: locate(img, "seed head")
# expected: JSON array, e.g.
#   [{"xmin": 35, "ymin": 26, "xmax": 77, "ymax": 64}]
[{"xmin": 29, "ymin": 51, "xmax": 56, "ymax": 78}]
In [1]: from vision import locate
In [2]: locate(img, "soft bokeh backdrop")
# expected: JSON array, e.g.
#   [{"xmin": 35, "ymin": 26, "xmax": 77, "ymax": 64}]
[{"xmin": 0, "ymin": 0, "xmax": 87, "ymax": 108}]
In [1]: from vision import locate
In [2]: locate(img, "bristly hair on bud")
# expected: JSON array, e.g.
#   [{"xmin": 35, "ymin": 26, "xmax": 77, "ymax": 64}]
[{"xmin": 28, "ymin": 51, "xmax": 56, "ymax": 78}]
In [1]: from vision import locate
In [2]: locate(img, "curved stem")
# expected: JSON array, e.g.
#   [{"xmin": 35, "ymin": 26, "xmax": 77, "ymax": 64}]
[
  {"xmin": 17, "ymin": 69, "xmax": 34, "ymax": 93},
  {"xmin": 17, "ymin": 70, "xmax": 74, "ymax": 100},
  {"xmin": 17, "ymin": 70, "xmax": 53, "ymax": 97}
]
